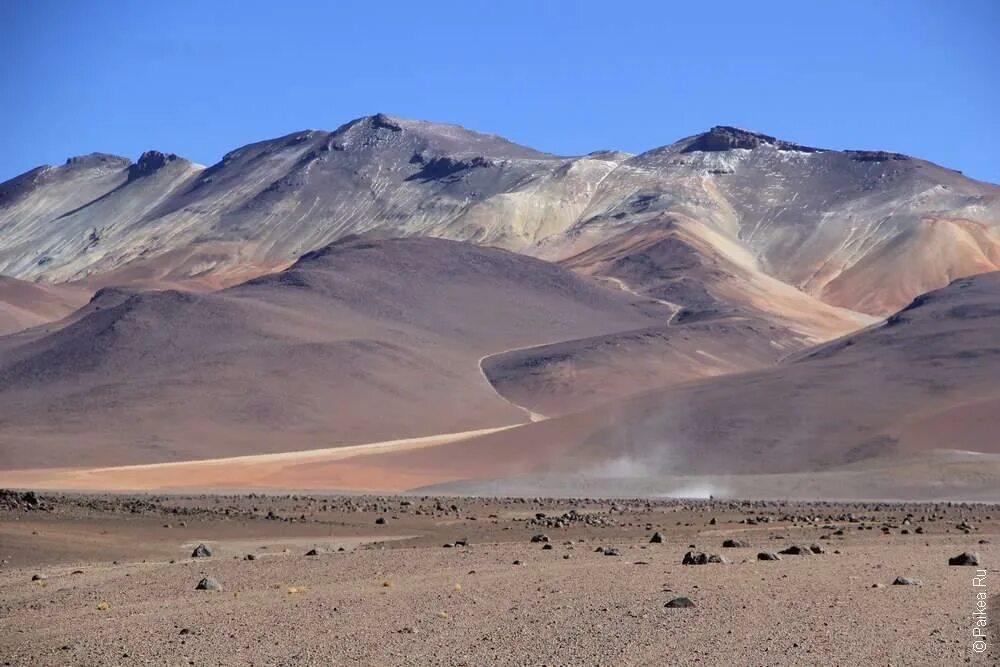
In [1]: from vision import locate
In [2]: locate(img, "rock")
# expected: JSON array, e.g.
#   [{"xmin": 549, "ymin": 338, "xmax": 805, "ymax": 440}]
[
  {"xmin": 453, "ymin": 538, "xmax": 468, "ymax": 547},
  {"xmin": 442, "ymin": 543, "xmax": 454, "ymax": 548},
  {"xmin": 892, "ymin": 576, "xmax": 921, "ymax": 586},
  {"xmin": 305, "ymin": 548, "xmax": 322, "ymax": 556},
  {"xmin": 757, "ymin": 551, "xmax": 781, "ymax": 561},
  {"xmin": 195, "ymin": 577, "xmax": 222, "ymax": 591},
  {"xmin": 244, "ymin": 553, "xmax": 257, "ymax": 561},
  {"xmin": 722, "ymin": 538, "xmax": 748, "ymax": 548},
  {"xmin": 602, "ymin": 547, "xmax": 621, "ymax": 556},
  {"xmin": 375, "ymin": 517, "xmax": 386, "ymax": 525},
  {"xmin": 778, "ymin": 545, "xmax": 812, "ymax": 556},
  {"xmin": 948, "ymin": 552, "xmax": 979, "ymax": 566},
  {"xmin": 191, "ymin": 543, "xmax": 212, "ymax": 558},
  {"xmin": 808, "ymin": 543, "xmax": 825, "ymax": 554},
  {"xmin": 542, "ymin": 543, "xmax": 553, "ymax": 550},
  {"xmin": 31, "ymin": 573, "xmax": 46, "ymax": 581},
  {"xmin": 649, "ymin": 531, "xmax": 665, "ymax": 544},
  {"xmin": 530, "ymin": 534, "xmax": 549, "ymax": 543},
  {"xmin": 664, "ymin": 596, "xmax": 695, "ymax": 608},
  {"xmin": 682, "ymin": 551, "xmax": 706, "ymax": 565},
  {"xmin": 682, "ymin": 551, "xmax": 729, "ymax": 565}
]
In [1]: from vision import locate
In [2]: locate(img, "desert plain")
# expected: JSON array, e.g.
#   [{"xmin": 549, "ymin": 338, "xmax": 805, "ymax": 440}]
[{"xmin": 1, "ymin": 490, "xmax": 998, "ymax": 666}]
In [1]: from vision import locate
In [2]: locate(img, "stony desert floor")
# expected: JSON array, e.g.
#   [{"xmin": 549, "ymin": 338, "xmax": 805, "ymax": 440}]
[{"xmin": 1, "ymin": 491, "xmax": 998, "ymax": 666}]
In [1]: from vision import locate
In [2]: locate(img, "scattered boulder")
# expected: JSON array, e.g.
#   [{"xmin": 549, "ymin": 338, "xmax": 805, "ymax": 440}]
[
  {"xmin": 649, "ymin": 532, "xmax": 665, "ymax": 544},
  {"xmin": 892, "ymin": 576, "xmax": 921, "ymax": 586},
  {"xmin": 375, "ymin": 517, "xmax": 386, "ymax": 525},
  {"xmin": 757, "ymin": 551, "xmax": 781, "ymax": 561},
  {"xmin": 778, "ymin": 545, "xmax": 812, "ymax": 556},
  {"xmin": 682, "ymin": 551, "xmax": 728, "ymax": 565},
  {"xmin": 601, "ymin": 547, "xmax": 621, "ymax": 556},
  {"xmin": 530, "ymin": 534, "xmax": 550, "ymax": 543},
  {"xmin": 305, "ymin": 548, "xmax": 322, "ymax": 556},
  {"xmin": 244, "ymin": 553, "xmax": 257, "ymax": 561},
  {"xmin": 195, "ymin": 577, "xmax": 222, "ymax": 591},
  {"xmin": 948, "ymin": 552, "xmax": 979, "ymax": 566},
  {"xmin": 191, "ymin": 544, "xmax": 212, "ymax": 558},
  {"xmin": 665, "ymin": 596, "xmax": 695, "ymax": 608},
  {"xmin": 808, "ymin": 544, "xmax": 825, "ymax": 554},
  {"xmin": 31, "ymin": 573, "xmax": 46, "ymax": 581},
  {"xmin": 542, "ymin": 543, "xmax": 553, "ymax": 550},
  {"xmin": 722, "ymin": 538, "xmax": 748, "ymax": 548}
]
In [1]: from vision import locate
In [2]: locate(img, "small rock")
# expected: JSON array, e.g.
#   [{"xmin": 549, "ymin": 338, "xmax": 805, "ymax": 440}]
[
  {"xmin": 649, "ymin": 532, "xmax": 665, "ymax": 544},
  {"xmin": 682, "ymin": 551, "xmax": 728, "ymax": 565},
  {"xmin": 722, "ymin": 539, "xmax": 748, "ymax": 548},
  {"xmin": 375, "ymin": 517, "xmax": 386, "ymax": 525},
  {"xmin": 191, "ymin": 543, "xmax": 212, "ymax": 558},
  {"xmin": 757, "ymin": 551, "xmax": 781, "ymax": 561},
  {"xmin": 665, "ymin": 596, "xmax": 695, "ymax": 608},
  {"xmin": 892, "ymin": 576, "xmax": 921, "ymax": 586},
  {"xmin": 31, "ymin": 573, "xmax": 46, "ymax": 581},
  {"xmin": 305, "ymin": 548, "xmax": 322, "ymax": 556},
  {"xmin": 530, "ymin": 534, "xmax": 549, "ymax": 543},
  {"xmin": 195, "ymin": 577, "xmax": 222, "ymax": 591},
  {"xmin": 778, "ymin": 545, "xmax": 812, "ymax": 556},
  {"xmin": 948, "ymin": 552, "xmax": 979, "ymax": 566}
]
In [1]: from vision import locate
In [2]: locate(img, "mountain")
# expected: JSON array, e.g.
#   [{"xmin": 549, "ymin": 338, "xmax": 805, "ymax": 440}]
[
  {"xmin": 1, "ymin": 116, "xmax": 999, "ymax": 498},
  {"xmin": 1, "ymin": 117, "xmax": 996, "ymax": 333},
  {"xmin": 0, "ymin": 237, "xmax": 676, "ymax": 469},
  {"xmin": 546, "ymin": 126, "xmax": 1000, "ymax": 318},
  {"xmin": 0, "ymin": 115, "xmax": 622, "ymax": 286},
  {"xmin": 395, "ymin": 272, "xmax": 1000, "ymax": 499}
]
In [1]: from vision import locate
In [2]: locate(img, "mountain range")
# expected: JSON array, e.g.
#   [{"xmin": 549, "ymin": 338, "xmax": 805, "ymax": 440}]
[{"xmin": 0, "ymin": 114, "xmax": 998, "ymax": 499}]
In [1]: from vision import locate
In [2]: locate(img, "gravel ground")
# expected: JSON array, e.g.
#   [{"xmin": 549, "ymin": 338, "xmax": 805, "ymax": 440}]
[{"xmin": 1, "ymin": 493, "xmax": 997, "ymax": 666}]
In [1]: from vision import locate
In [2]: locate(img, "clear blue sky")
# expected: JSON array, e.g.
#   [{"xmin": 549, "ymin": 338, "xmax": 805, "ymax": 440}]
[{"xmin": 2, "ymin": 1, "xmax": 998, "ymax": 183}]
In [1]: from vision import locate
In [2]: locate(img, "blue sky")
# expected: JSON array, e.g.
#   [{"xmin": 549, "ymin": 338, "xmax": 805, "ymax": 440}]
[{"xmin": 2, "ymin": 1, "xmax": 998, "ymax": 183}]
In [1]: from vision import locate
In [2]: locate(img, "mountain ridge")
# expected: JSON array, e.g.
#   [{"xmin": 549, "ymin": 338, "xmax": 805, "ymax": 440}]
[{"xmin": 0, "ymin": 114, "xmax": 997, "ymax": 330}]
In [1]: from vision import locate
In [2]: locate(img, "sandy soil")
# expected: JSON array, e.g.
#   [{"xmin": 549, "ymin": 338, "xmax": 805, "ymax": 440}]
[
  {"xmin": 1, "ymin": 492, "xmax": 997, "ymax": 665},
  {"xmin": 0, "ymin": 426, "xmax": 517, "ymax": 493}
]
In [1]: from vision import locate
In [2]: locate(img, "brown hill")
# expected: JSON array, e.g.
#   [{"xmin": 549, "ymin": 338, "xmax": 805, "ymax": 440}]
[
  {"xmin": 0, "ymin": 277, "xmax": 89, "ymax": 336},
  {"xmin": 369, "ymin": 272, "xmax": 1000, "ymax": 498},
  {"xmin": 0, "ymin": 237, "xmax": 671, "ymax": 469}
]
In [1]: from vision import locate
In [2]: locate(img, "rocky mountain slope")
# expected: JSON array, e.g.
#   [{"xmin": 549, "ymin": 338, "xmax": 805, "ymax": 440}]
[{"xmin": 1, "ymin": 117, "xmax": 996, "ymax": 330}]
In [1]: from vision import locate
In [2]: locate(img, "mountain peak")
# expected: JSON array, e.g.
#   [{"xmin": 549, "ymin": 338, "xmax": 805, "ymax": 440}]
[
  {"xmin": 681, "ymin": 126, "xmax": 824, "ymax": 154},
  {"xmin": 126, "ymin": 150, "xmax": 183, "ymax": 182},
  {"xmin": 327, "ymin": 113, "xmax": 555, "ymax": 160},
  {"xmin": 64, "ymin": 153, "xmax": 132, "ymax": 169}
]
